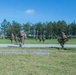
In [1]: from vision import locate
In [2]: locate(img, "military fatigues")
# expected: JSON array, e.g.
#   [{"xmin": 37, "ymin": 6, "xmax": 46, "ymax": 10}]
[
  {"xmin": 10, "ymin": 33, "xmax": 14, "ymax": 43},
  {"xmin": 58, "ymin": 32, "xmax": 67, "ymax": 48},
  {"xmin": 18, "ymin": 32, "xmax": 25, "ymax": 47}
]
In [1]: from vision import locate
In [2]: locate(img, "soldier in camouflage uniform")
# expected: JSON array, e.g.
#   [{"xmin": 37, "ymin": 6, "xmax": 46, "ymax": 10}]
[
  {"xmin": 10, "ymin": 32, "xmax": 14, "ymax": 43},
  {"xmin": 58, "ymin": 32, "xmax": 68, "ymax": 48},
  {"xmin": 35, "ymin": 35, "xmax": 38, "ymax": 41},
  {"xmin": 35, "ymin": 30, "xmax": 38, "ymax": 41},
  {"xmin": 17, "ymin": 31, "xmax": 26, "ymax": 47},
  {"xmin": 38, "ymin": 35, "xmax": 42, "ymax": 42},
  {"xmin": 42, "ymin": 35, "xmax": 45, "ymax": 43},
  {"xmin": 38, "ymin": 35, "xmax": 45, "ymax": 43}
]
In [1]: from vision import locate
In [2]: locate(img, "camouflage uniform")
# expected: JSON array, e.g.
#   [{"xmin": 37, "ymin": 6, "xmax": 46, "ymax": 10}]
[
  {"xmin": 10, "ymin": 33, "xmax": 14, "ymax": 43},
  {"xmin": 18, "ymin": 31, "xmax": 25, "ymax": 47},
  {"xmin": 42, "ymin": 35, "xmax": 45, "ymax": 43},
  {"xmin": 35, "ymin": 35, "xmax": 38, "ymax": 41},
  {"xmin": 38, "ymin": 35, "xmax": 42, "ymax": 42},
  {"xmin": 58, "ymin": 32, "xmax": 67, "ymax": 48}
]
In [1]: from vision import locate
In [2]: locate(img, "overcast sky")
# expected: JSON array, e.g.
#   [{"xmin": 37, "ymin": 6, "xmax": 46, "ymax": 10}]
[{"xmin": 0, "ymin": 0, "xmax": 76, "ymax": 24}]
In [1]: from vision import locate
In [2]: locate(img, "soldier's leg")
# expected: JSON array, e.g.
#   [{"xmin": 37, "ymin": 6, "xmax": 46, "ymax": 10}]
[
  {"xmin": 58, "ymin": 39, "xmax": 64, "ymax": 48},
  {"xmin": 39, "ymin": 38, "xmax": 41, "ymax": 42},
  {"xmin": 42, "ymin": 38, "xmax": 45, "ymax": 43},
  {"xmin": 22, "ymin": 38, "xmax": 24, "ymax": 45},
  {"xmin": 19, "ymin": 38, "xmax": 23, "ymax": 47},
  {"xmin": 19, "ymin": 43, "xmax": 22, "ymax": 47},
  {"xmin": 61, "ymin": 40, "xmax": 65, "ymax": 49},
  {"xmin": 61, "ymin": 43, "xmax": 64, "ymax": 48},
  {"xmin": 10, "ymin": 39, "xmax": 12, "ymax": 43},
  {"xmin": 11, "ymin": 39, "xmax": 13, "ymax": 43}
]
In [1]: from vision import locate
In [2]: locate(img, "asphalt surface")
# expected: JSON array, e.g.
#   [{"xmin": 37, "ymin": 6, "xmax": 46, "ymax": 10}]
[{"xmin": 0, "ymin": 44, "xmax": 76, "ymax": 48}]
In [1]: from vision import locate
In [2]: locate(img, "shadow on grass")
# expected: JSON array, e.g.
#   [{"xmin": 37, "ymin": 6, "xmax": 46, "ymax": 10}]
[
  {"xmin": 8, "ymin": 46, "xmax": 19, "ymax": 48},
  {"xmin": 49, "ymin": 46, "xmax": 76, "ymax": 51}
]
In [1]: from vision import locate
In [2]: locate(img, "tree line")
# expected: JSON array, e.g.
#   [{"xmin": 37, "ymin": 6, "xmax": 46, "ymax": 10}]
[{"xmin": 0, "ymin": 19, "xmax": 76, "ymax": 39}]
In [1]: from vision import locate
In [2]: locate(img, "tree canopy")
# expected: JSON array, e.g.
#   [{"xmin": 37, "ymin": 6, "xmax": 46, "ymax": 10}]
[{"xmin": 0, "ymin": 19, "xmax": 76, "ymax": 38}]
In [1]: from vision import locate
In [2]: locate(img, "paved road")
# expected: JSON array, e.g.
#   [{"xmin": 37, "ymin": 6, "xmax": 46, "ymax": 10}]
[{"xmin": 0, "ymin": 44, "xmax": 76, "ymax": 48}]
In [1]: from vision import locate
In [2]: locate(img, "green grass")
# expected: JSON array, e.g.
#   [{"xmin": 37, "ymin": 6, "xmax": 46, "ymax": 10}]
[
  {"xmin": 0, "ymin": 48, "xmax": 76, "ymax": 75},
  {"xmin": 0, "ymin": 39, "xmax": 10, "ymax": 44},
  {"xmin": 66, "ymin": 38, "xmax": 76, "ymax": 44},
  {"xmin": 0, "ymin": 38, "xmax": 76, "ymax": 44}
]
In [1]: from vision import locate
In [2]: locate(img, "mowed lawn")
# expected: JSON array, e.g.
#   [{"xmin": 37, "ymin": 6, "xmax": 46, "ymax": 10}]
[
  {"xmin": 0, "ymin": 38, "xmax": 76, "ymax": 75},
  {"xmin": 0, "ymin": 48, "xmax": 76, "ymax": 75},
  {"xmin": 0, "ymin": 38, "xmax": 76, "ymax": 44}
]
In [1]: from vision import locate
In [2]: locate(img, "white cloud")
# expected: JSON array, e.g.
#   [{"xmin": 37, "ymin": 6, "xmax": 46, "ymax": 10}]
[{"xmin": 25, "ymin": 9, "xmax": 35, "ymax": 15}]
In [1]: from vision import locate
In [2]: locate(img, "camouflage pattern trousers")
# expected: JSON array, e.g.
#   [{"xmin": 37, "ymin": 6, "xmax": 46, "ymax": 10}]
[{"xmin": 19, "ymin": 37, "xmax": 25, "ymax": 47}]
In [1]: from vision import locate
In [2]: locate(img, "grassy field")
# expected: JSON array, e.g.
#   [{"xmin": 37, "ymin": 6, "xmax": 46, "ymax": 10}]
[
  {"xmin": 0, "ymin": 48, "xmax": 76, "ymax": 75},
  {"xmin": 0, "ymin": 38, "xmax": 76, "ymax": 44},
  {"xmin": 0, "ymin": 38, "xmax": 76, "ymax": 75}
]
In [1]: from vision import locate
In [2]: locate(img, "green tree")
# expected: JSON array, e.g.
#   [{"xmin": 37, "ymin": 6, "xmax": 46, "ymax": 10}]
[
  {"xmin": 6, "ymin": 22, "xmax": 12, "ymax": 36},
  {"xmin": 1, "ymin": 19, "xmax": 8, "ymax": 36},
  {"xmin": 68, "ymin": 21, "xmax": 76, "ymax": 35},
  {"xmin": 56, "ymin": 20, "xmax": 67, "ymax": 36},
  {"xmin": 12, "ymin": 21, "xmax": 22, "ymax": 35},
  {"xmin": 30, "ymin": 24, "xmax": 36, "ymax": 37},
  {"xmin": 23, "ymin": 22, "xmax": 30, "ymax": 36},
  {"xmin": 36, "ymin": 22, "xmax": 44, "ymax": 35},
  {"xmin": 45, "ymin": 21, "xmax": 53, "ymax": 38},
  {"xmin": 52, "ymin": 21, "xmax": 57, "ymax": 38}
]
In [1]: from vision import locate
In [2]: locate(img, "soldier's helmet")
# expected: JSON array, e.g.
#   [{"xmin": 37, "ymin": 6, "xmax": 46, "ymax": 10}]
[
  {"xmin": 62, "ymin": 32, "xmax": 65, "ymax": 35},
  {"xmin": 62, "ymin": 32, "xmax": 67, "ymax": 39}
]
